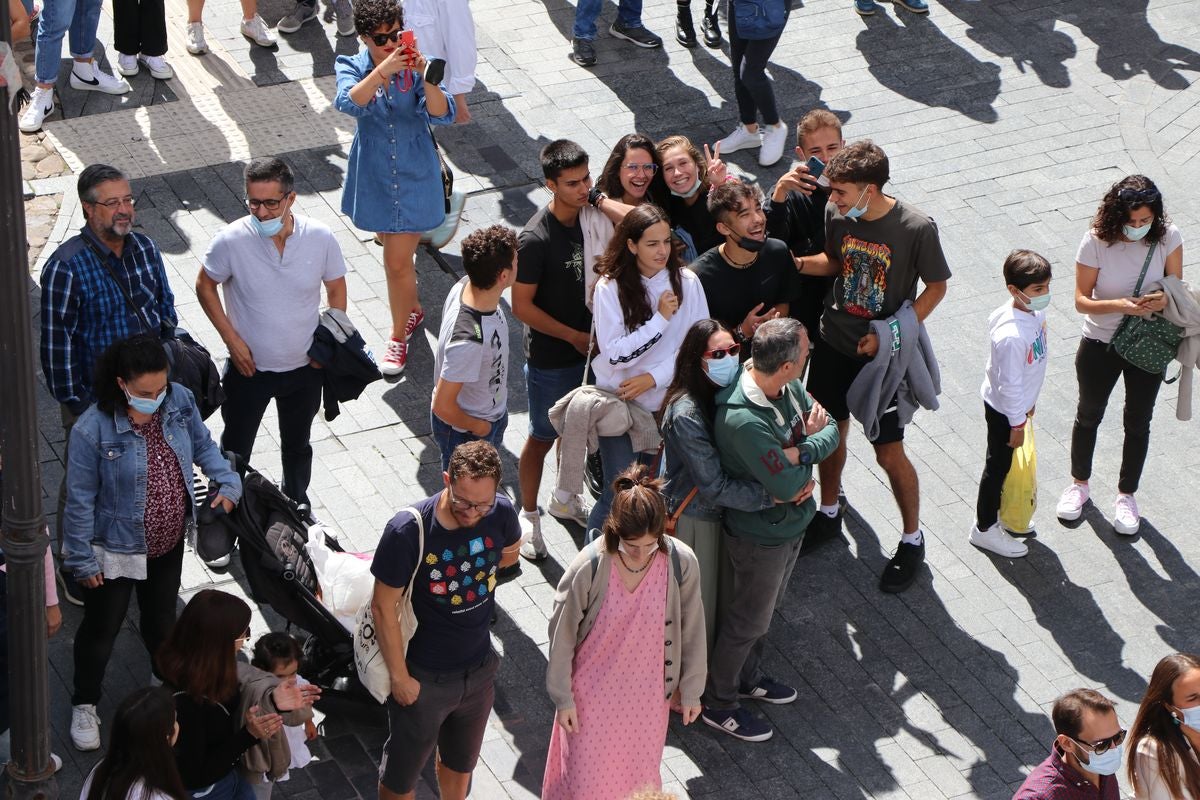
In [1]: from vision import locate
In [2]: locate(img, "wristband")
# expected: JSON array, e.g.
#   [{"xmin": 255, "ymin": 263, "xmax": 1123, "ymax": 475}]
[
  {"xmin": 723, "ymin": 175, "xmax": 739, "ymax": 184},
  {"xmin": 587, "ymin": 187, "xmax": 605, "ymax": 208}
]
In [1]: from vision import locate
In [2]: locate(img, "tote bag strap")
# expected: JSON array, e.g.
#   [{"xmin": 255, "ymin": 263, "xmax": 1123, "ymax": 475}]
[{"xmin": 1131, "ymin": 241, "xmax": 1159, "ymax": 298}]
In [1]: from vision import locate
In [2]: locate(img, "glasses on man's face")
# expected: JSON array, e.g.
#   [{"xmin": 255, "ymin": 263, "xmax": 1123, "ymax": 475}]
[
  {"xmin": 1117, "ymin": 187, "xmax": 1160, "ymax": 205},
  {"xmin": 703, "ymin": 343, "xmax": 742, "ymax": 360},
  {"xmin": 245, "ymin": 195, "xmax": 287, "ymax": 211},
  {"xmin": 447, "ymin": 486, "xmax": 495, "ymax": 516},
  {"xmin": 1072, "ymin": 728, "xmax": 1126, "ymax": 755},
  {"xmin": 93, "ymin": 195, "xmax": 136, "ymax": 210},
  {"xmin": 623, "ymin": 163, "xmax": 659, "ymax": 176},
  {"xmin": 370, "ymin": 29, "xmax": 403, "ymax": 46}
]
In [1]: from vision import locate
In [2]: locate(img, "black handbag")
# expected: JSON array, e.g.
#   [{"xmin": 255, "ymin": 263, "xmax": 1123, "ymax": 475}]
[
  {"xmin": 428, "ymin": 123, "xmax": 453, "ymax": 215},
  {"xmin": 1109, "ymin": 241, "xmax": 1183, "ymax": 375}
]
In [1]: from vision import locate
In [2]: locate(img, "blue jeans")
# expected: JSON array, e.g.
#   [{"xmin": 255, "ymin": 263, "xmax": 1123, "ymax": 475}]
[
  {"xmin": 525, "ymin": 362, "xmax": 586, "ymax": 442},
  {"xmin": 191, "ymin": 771, "xmax": 254, "ymax": 800},
  {"xmin": 35, "ymin": 0, "xmax": 103, "ymax": 84},
  {"xmin": 431, "ymin": 411, "xmax": 509, "ymax": 473},
  {"xmin": 572, "ymin": 0, "xmax": 643, "ymax": 40},
  {"xmin": 584, "ymin": 433, "xmax": 655, "ymax": 536}
]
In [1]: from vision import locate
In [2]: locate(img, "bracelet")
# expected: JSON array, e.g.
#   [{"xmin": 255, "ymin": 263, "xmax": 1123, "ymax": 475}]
[{"xmin": 723, "ymin": 175, "xmax": 739, "ymax": 184}]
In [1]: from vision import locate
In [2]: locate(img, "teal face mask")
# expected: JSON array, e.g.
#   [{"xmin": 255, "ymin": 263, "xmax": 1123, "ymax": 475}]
[
  {"xmin": 1123, "ymin": 221, "xmax": 1152, "ymax": 241},
  {"xmin": 704, "ymin": 356, "xmax": 739, "ymax": 387},
  {"xmin": 844, "ymin": 186, "xmax": 870, "ymax": 220},
  {"xmin": 1018, "ymin": 289, "xmax": 1051, "ymax": 312},
  {"xmin": 125, "ymin": 387, "xmax": 167, "ymax": 415}
]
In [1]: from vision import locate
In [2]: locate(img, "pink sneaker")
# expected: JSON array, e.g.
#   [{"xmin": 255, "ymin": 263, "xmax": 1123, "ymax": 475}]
[
  {"xmin": 1055, "ymin": 483, "xmax": 1089, "ymax": 521},
  {"xmin": 1113, "ymin": 494, "xmax": 1141, "ymax": 536},
  {"xmin": 405, "ymin": 309, "xmax": 425, "ymax": 339},
  {"xmin": 380, "ymin": 338, "xmax": 407, "ymax": 377}
]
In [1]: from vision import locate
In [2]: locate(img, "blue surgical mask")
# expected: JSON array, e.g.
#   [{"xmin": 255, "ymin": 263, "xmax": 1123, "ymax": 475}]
[
  {"xmin": 1018, "ymin": 289, "xmax": 1051, "ymax": 312},
  {"xmin": 705, "ymin": 356, "xmax": 739, "ymax": 387},
  {"xmin": 125, "ymin": 387, "xmax": 166, "ymax": 415},
  {"xmin": 1076, "ymin": 743, "xmax": 1123, "ymax": 776},
  {"xmin": 844, "ymin": 187, "xmax": 870, "ymax": 220},
  {"xmin": 670, "ymin": 178, "xmax": 703, "ymax": 199},
  {"xmin": 1123, "ymin": 221, "xmax": 1152, "ymax": 241},
  {"xmin": 250, "ymin": 214, "xmax": 285, "ymax": 237},
  {"xmin": 1176, "ymin": 703, "xmax": 1200, "ymax": 729}
]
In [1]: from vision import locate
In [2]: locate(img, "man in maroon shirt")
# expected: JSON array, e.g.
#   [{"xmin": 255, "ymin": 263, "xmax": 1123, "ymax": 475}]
[{"xmin": 1013, "ymin": 689, "xmax": 1123, "ymax": 799}]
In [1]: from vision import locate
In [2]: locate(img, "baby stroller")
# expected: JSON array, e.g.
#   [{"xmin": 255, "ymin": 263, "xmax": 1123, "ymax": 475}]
[{"xmin": 194, "ymin": 454, "xmax": 371, "ymax": 701}]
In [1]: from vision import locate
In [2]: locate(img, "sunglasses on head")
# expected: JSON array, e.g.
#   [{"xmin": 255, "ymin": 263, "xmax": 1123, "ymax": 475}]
[
  {"xmin": 370, "ymin": 29, "xmax": 403, "ymax": 46},
  {"xmin": 1117, "ymin": 187, "xmax": 1160, "ymax": 205},
  {"xmin": 1071, "ymin": 728, "xmax": 1126, "ymax": 755},
  {"xmin": 704, "ymin": 343, "xmax": 742, "ymax": 360}
]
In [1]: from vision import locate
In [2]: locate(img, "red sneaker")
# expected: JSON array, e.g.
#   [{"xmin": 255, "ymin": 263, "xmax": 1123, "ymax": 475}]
[{"xmin": 380, "ymin": 338, "xmax": 407, "ymax": 376}]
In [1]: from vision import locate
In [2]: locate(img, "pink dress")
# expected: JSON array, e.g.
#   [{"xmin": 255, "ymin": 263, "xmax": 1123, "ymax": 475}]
[{"xmin": 542, "ymin": 552, "xmax": 670, "ymax": 800}]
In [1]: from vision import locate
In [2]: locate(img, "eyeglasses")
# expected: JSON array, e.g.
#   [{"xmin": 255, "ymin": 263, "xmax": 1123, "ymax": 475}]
[
  {"xmin": 623, "ymin": 163, "xmax": 659, "ymax": 175},
  {"xmin": 1117, "ymin": 187, "xmax": 1160, "ymax": 205},
  {"xmin": 369, "ymin": 29, "xmax": 403, "ymax": 46},
  {"xmin": 704, "ymin": 343, "xmax": 742, "ymax": 360},
  {"xmin": 447, "ymin": 486, "xmax": 495, "ymax": 515},
  {"xmin": 92, "ymin": 195, "xmax": 136, "ymax": 209},
  {"xmin": 245, "ymin": 195, "xmax": 288, "ymax": 211},
  {"xmin": 1071, "ymin": 729, "xmax": 1126, "ymax": 755}
]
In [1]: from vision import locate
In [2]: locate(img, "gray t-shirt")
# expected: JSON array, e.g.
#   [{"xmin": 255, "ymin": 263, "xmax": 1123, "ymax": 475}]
[
  {"xmin": 1076, "ymin": 224, "xmax": 1183, "ymax": 343},
  {"xmin": 821, "ymin": 199, "xmax": 952, "ymax": 359},
  {"xmin": 433, "ymin": 276, "xmax": 509, "ymax": 426},
  {"xmin": 203, "ymin": 215, "xmax": 347, "ymax": 372}
]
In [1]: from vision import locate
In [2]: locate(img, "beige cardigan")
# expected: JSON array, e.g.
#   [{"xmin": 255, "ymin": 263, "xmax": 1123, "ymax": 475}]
[
  {"xmin": 1135, "ymin": 736, "xmax": 1200, "ymax": 799},
  {"xmin": 235, "ymin": 663, "xmax": 314, "ymax": 781},
  {"xmin": 545, "ymin": 537, "xmax": 707, "ymax": 711}
]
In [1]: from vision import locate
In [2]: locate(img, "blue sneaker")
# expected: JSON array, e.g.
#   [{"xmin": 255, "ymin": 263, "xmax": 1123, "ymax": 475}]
[
  {"xmin": 854, "ymin": 0, "xmax": 879, "ymax": 15},
  {"xmin": 881, "ymin": 0, "xmax": 929, "ymax": 12},
  {"xmin": 700, "ymin": 707, "xmax": 774, "ymax": 742},
  {"xmin": 739, "ymin": 676, "xmax": 798, "ymax": 704}
]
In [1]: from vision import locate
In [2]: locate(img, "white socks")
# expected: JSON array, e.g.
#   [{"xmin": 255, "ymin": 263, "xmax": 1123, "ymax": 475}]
[
  {"xmin": 901, "ymin": 530, "xmax": 924, "ymax": 546},
  {"xmin": 819, "ymin": 504, "xmax": 839, "ymax": 518}
]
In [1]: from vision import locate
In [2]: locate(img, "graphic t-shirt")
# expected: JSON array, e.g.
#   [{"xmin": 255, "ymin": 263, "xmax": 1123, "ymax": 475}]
[
  {"xmin": 690, "ymin": 238, "xmax": 798, "ymax": 344},
  {"xmin": 432, "ymin": 276, "xmax": 509, "ymax": 426},
  {"xmin": 371, "ymin": 494, "xmax": 521, "ymax": 672},
  {"xmin": 980, "ymin": 303, "xmax": 1049, "ymax": 427},
  {"xmin": 821, "ymin": 199, "xmax": 952, "ymax": 359},
  {"xmin": 1076, "ymin": 224, "xmax": 1183, "ymax": 343},
  {"xmin": 517, "ymin": 206, "xmax": 591, "ymax": 369}
]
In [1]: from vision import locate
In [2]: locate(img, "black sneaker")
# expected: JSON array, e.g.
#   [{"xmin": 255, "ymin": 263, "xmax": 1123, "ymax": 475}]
[
  {"xmin": 675, "ymin": 12, "xmax": 697, "ymax": 46},
  {"xmin": 738, "ymin": 676, "xmax": 797, "ymax": 704},
  {"xmin": 800, "ymin": 511, "xmax": 843, "ymax": 555},
  {"xmin": 609, "ymin": 22, "xmax": 663, "ymax": 48},
  {"xmin": 701, "ymin": 13, "xmax": 722, "ymax": 47},
  {"xmin": 57, "ymin": 566, "xmax": 84, "ymax": 607},
  {"xmin": 879, "ymin": 538, "xmax": 925, "ymax": 594},
  {"xmin": 571, "ymin": 37, "xmax": 597, "ymax": 66},
  {"xmin": 701, "ymin": 706, "xmax": 773, "ymax": 742}
]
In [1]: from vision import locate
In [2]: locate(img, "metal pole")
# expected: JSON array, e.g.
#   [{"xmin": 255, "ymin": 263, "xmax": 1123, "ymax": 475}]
[{"xmin": 1, "ymin": 9, "xmax": 58, "ymax": 799}]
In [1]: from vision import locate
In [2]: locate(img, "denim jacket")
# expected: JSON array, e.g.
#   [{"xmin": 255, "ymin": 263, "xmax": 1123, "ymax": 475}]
[
  {"xmin": 63, "ymin": 383, "xmax": 242, "ymax": 579},
  {"xmin": 660, "ymin": 393, "xmax": 773, "ymax": 522}
]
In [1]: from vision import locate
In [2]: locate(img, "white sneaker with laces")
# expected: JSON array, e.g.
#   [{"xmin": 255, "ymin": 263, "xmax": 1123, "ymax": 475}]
[
  {"xmin": 116, "ymin": 52, "xmax": 139, "ymax": 76},
  {"xmin": 716, "ymin": 123, "xmax": 762, "ymax": 154},
  {"xmin": 1113, "ymin": 494, "xmax": 1141, "ymax": 535},
  {"xmin": 69, "ymin": 61, "xmax": 131, "ymax": 94},
  {"xmin": 969, "ymin": 522, "xmax": 1028, "ymax": 557},
  {"xmin": 548, "ymin": 493, "xmax": 591, "ymax": 525},
  {"xmin": 240, "ymin": 14, "xmax": 277, "ymax": 47},
  {"xmin": 1055, "ymin": 482, "xmax": 1089, "ymax": 521},
  {"xmin": 18, "ymin": 86, "xmax": 55, "ymax": 132},
  {"xmin": 519, "ymin": 509, "xmax": 548, "ymax": 561},
  {"xmin": 70, "ymin": 704, "xmax": 101, "ymax": 751},
  {"xmin": 380, "ymin": 338, "xmax": 407, "ymax": 376},
  {"xmin": 759, "ymin": 122, "xmax": 788, "ymax": 166},
  {"xmin": 186, "ymin": 21, "xmax": 209, "ymax": 54},
  {"xmin": 139, "ymin": 54, "xmax": 174, "ymax": 80}
]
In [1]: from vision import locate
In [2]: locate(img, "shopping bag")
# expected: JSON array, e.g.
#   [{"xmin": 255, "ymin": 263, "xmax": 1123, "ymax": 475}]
[
  {"xmin": 999, "ymin": 422, "xmax": 1037, "ymax": 534},
  {"xmin": 306, "ymin": 525, "xmax": 373, "ymax": 632}
]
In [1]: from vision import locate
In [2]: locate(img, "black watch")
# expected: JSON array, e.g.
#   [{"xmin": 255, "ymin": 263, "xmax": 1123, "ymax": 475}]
[{"xmin": 587, "ymin": 187, "xmax": 605, "ymax": 208}]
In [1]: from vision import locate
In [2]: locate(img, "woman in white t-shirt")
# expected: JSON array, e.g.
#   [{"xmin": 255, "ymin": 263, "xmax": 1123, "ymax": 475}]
[
  {"xmin": 81, "ymin": 686, "xmax": 187, "ymax": 800},
  {"xmin": 1056, "ymin": 175, "xmax": 1183, "ymax": 534},
  {"xmin": 1128, "ymin": 653, "xmax": 1200, "ymax": 799}
]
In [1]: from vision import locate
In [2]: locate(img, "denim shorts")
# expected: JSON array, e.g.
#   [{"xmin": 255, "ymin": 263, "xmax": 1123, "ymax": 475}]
[
  {"xmin": 430, "ymin": 411, "xmax": 508, "ymax": 472},
  {"xmin": 525, "ymin": 362, "xmax": 587, "ymax": 442}
]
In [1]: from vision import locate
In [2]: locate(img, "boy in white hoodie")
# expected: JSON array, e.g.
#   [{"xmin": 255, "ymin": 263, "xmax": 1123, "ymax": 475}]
[{"xmin": 971, "ymin": 249, "xmax": 1052, "ymax": 557}]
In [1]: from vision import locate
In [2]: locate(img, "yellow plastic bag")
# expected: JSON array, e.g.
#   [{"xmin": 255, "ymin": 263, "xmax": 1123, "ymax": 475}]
[{"xmin": 999, "ymin": 422, "xmax": 1037, "ymax": 533}]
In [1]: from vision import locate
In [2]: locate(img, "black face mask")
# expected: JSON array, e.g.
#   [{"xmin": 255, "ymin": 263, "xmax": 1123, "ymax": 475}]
[{"xmin": 737, "ymin": 236, "xmax": 765, "ymax": 252}]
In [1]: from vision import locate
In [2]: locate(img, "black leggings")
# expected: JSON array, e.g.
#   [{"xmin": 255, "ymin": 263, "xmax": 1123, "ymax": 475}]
[
  {"xmin": 113, "ymin": 0, "xmax": 167, "ymax": 57},
  {"xmin": 1070, "ymin": 337, "xmax": 1163, "ymax": 494},
  {"xmin": 728, "ymin": 9, "xmax": 783, "ymax": 126},
  {"xmin": 975, "ymin": 402, "xmax": 1015, "ymax": 530}
]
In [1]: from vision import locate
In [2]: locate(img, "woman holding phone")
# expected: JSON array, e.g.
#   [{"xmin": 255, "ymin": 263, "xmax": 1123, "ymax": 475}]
[
  {"xmin": 335, "ymin": 0, "xmax": 455, "ymax": 377},
  {"xmin": 1055, "ymin": 175, "xmax": 1183, "ymax": 534}
]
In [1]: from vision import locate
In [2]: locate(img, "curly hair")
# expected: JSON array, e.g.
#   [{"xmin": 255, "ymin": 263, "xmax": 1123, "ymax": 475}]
[
  {"xmin": 447, "ymin": 440, "xmax": 502, "ymax": 484},
  {"xmin": 353, "ymin": 0, "xmax": 402, "ymax": 38},
  {"xmin": 656, "ymin": 135, "xmax": 707, "ymax": 186},
  {"xmin": 601, "ymin": 464, "xmax": 667, "ymax": 553},
  {"xmin": 598, "ymin": 133, "xmax": 666, "ymax": 206},
  {"xmin": 1091, "ymin": 174, "xmax": 1169, "ymax": 245},
  {"xmin": 824, "ymin": 139, "xmax": 889, "ymax": 188},
  {"xmin": 594, "ymin": 204, "xmax": 683, "ymax": 332},
  {"xmin": 461, "ymin": 225, "xmax": 518, "ymax": 289},
  {"xmin": 706, "ymin": 180, "xmax": 763, "ymax": 228},
  {"xmin": 93, "ymin": 334, "xmax": 170, "ymax": 415}
]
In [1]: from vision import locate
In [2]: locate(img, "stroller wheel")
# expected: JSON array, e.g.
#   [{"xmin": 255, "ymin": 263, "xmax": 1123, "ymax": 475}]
[{"xmin": 584, "ymin": 450, "xmax": 604, "ymax": 499}]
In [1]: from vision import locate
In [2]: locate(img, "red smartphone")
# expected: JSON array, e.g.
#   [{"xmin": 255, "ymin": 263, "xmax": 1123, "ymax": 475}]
[{"xmin": 401, "ymin": 30, "xmax": 415, "ymax": 51}]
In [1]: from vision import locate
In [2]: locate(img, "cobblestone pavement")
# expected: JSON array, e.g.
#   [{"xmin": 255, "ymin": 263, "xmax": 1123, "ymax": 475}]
[{"xmin": 14, "ymin": 0, "xmax": 1200, "ymax": 797}]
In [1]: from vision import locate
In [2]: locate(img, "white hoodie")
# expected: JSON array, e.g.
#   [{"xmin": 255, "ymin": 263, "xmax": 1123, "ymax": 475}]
[{"xmin": 592, "ymin": 267, "xmax": 710, "ymax": 413}]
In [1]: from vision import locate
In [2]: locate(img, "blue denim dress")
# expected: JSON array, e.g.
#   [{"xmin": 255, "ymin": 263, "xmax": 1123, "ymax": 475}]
[{"xmin": 334, "ymin": 48, "xmax": 456, "ymax": 234}]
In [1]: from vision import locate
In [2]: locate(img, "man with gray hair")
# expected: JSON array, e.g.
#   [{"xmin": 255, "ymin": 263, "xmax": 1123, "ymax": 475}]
[{"xmin": 702, "ymin": 318, "xmax": 839, "ymax": 742}]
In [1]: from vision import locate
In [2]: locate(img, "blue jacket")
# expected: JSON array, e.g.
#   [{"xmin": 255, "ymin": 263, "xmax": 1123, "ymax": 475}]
[
  {"xmin": 63, "ymin": 383, "xmax": 242, "ymax": 579},
  {"xmin": 660, "ymin": 393, "xmax": 774, "ymax": 522}
]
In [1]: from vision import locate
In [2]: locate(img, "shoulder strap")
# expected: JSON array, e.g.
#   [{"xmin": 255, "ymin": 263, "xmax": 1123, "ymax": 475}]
[
  {"xmin": 1131, "ymin": 241, "xmax": 1159, "ymax": 298},
  {"xmin": 81, "ymin": 236, "xmax": 153, "ymax": 333},
  {"xmin": 670, "ymin": 487, "xmax": 699, "ymax": 526},
  {"xmin": 403, "ymin": 506, "xmax": 424, "ymax": 597},
  {"xmin": 667, "ymin": 537, "xmax": 682, "ymax": 584},
  {"xmin": 581, "ymin": 316, "xmax": 596, "ymax": 387}
]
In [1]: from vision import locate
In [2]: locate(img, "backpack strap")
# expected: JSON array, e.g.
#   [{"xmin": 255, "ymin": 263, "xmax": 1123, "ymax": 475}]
[
  {"xmin": 666, "ymin": 536, "xmax": 682, "ymax": 585},
  {"xmin": 403, "ymin": 506, "xmax": 424, "ymax": 598}
]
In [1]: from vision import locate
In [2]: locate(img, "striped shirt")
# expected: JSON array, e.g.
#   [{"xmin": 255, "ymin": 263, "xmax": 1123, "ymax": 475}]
[{"xmin": 40, "ymin": 226, "xmax": 177, "ymax": 413}]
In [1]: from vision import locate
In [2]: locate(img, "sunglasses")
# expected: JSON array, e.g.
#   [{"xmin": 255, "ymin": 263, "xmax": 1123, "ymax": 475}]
[
  {"xmin": 704, "ymin": 343, "xmax": 742, "ymax": 360},
  {"xmin": 1117, "ymin": 187, "xmax": 1160, "ymax": 205},
  {"xmin": 1071, "ymin": 728, "xmax": 1126, "ymax": 755},
  {"xmin": 369, "ymin": 29, "xmax": 403, "ymax": 46}
]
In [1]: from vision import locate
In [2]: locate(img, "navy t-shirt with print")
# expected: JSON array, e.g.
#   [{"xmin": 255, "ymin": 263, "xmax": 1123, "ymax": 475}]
[{"xmin": 371, "ymin": 493, "xmax": 521, "ymax": 672}]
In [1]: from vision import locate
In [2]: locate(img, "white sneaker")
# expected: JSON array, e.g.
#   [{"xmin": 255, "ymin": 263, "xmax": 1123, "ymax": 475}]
[
  {"xmin": 379, "ymin": 338, "xmax": 407, "ymax": 376},
  {"xmin": 185, "ymin": 21, "xmax": 209, "ymax": 54},
  {"xmin": 759, "ymin": 122, "xmax": 788, "ymax": 166},
  {"xmin": 116, "ymin": 52, "xmax": 139, "ymax": 76},
  {"xmin": 969, "ymin": 522, "xmax": 1028, "ymax": 558},
  {"xmin": 51, "ymin": 753, "xmax": 63, "ymax": 772},
  {"xmin": 1055, "ymin": 482, "xmax": 1089, "ymax": 521},
  {"xmin": 70, "ymin": 704, "xmax": 101, "ymax": 751},
  {"xmin": 548, "ymin": 493, "xmax": 590, "ymax": 526},
  {"xmin": 519, "ymin": 509, "xmax": 548, "ymax": 561},
  {"xmin": 69, "ymin": 61, "xmax": 131, "ymax": 94},
  {"xmin": 1113, "ymin": 494, "xmax": 1141, "ymax": 535},
  {"xmin": 139, "ymin": 54, "xmax": 174, "ymax": 80},
  {"xmin": 716, "ymin": 123, "xmax": 762, "ymax": 154},
  {"xmin": 18, "ymin": 86, "xmax": 55, "ymax": 132},
  {"xmin": 240, "ymin": 14, "xmax": 277, "ymax": 47}
]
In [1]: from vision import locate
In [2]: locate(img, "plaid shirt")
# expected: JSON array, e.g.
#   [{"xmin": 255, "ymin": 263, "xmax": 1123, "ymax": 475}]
[
  {"xmin": 40, "ymin": 226, "xmax": 177, "ymax": 413},
  {"xmin": 1013, "ymin": 745, "xmax": 1120, "ymax": 800}
]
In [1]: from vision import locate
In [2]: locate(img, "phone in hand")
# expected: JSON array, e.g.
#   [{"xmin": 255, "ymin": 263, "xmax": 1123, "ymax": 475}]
[
  {"xmin": 401, "ymin": 29, "xmax": 416, "ymax": 51},
  {"xmin": 805, "ymin": 156, "xmax": 825, "ymax": 180}
]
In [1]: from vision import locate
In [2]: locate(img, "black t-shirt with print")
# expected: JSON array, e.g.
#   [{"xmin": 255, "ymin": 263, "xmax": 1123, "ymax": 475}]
[
  {"xmin": 690, "ymin": 238, "xmax": 799, "ymax": 336},
  {"xmin": 370, "ymin": 493, "xmax": 521, "ymax": 672},
  {"xmin": 517, "ymin": 205, "xmax": 591, "ymax": 369}
]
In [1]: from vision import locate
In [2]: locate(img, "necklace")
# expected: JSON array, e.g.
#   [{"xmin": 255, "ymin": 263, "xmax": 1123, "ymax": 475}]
[
  {"xmin": 720, "ymin": 244, "xmax": 758, "ymax": 269},
  {"xmin": 616, "ymin": 550, "xmax": 654, "ymax": 574}
]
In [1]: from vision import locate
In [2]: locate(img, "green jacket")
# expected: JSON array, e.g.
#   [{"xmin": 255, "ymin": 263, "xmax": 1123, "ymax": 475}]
[{"xmin": 713, "ymin": 366, "xmax": 840, "ymax": 544}]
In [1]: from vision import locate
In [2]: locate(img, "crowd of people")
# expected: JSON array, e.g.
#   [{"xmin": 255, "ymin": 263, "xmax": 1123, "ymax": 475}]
[{"xmin": 4, "ymin": 0, "xmax": 1200, "ymax": 798}]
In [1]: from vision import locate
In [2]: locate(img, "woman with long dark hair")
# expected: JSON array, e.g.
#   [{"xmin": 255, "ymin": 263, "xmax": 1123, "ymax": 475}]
[
  {"xmin": 82, "ymin": 687, "xmax": 188, "ymax": 800},
  {"xmin": 1129, "ymin": 653, "xmax": 1200, "ymax": 798},
  {"xmin": 587, "ymin": 205, "xmax": 710, "ymax": 531},
  {"xmin": 597, "ymin": 133, "xmax": 668, "ymax": 210},
  {"xmin": 63, "ymin": 334, "xmax": 241, "ymax": 753},
  {"xmin": 1055, "ymin": 175, "xmax": 1184, "ymax": 534}
]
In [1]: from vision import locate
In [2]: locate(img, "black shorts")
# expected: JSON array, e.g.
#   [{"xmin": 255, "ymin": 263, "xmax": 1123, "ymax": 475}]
[{"xmin": 806, "ymin": 341, "xmax": 905, "ymax": 445}]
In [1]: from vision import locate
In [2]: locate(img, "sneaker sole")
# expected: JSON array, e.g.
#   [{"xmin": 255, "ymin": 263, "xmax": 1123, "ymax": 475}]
[
  {"xmin": 738, "ymin": 690, "xmax": 797, "ymax": 705},
  {"xmin": 701, "ymin": 713, "xmax": 773, "ymax": 742},
  {"xmin": 718, "ymin": 137, "xmax": 761, "ymax": 153},
  {"xmin": 1056, "ymin": 505, "xmax": 1084, "ymax": 522},
  {"xmin": 117, "ymin": 63, "xmax": 139, "ymax": 76},
  {"xmin": 276, "ymin": 16, "xmax": 315, "ymax": 33},
  {"xmin": 69, "ymin": 77, "xmax": 130, "ymax": 95},
  {"xmin": 242, "ymin": 32, "xmax": 277, "ymax": 47},
  {"xmin": 70, "ymin": 735, "xmax": 101, "ymax": 752},
  {"xmin": 854, "ymin": 6, "xmax": 877, "ymax": 16},
  {"xmin": 608, "ymin": 28, "xmax": 662, "ymax": 48},
  {"xmin": 1113, "ymin": 519, "xmax": 1140, "ymax": 536},
  {"xmin": 880, "ymin": 0, "xmax": 929, "ymax": 12},
  {"xmin": 570, "ymin": 54, "xmax": 597, "ymax": 66},
  {"xmin": 519, "ymin": 546, "xmax": 548, "ymax": 562},
  {"xmin": 380, "ymin": 363, "xmax": 405, "ymax": 377},
  {"xmin": 968, "ymin": 534, "xmax": 1028, "ymax": 558},
  {"xmin": 56, "ymin": 570, "xmax": 84, "ymax": 607},
  {"xmin": 19, "ymin": 113, "xmax": 52, "ymax": 133},
  {"xmin": 547, "ymin": 506, "xmax": 588, "ymax": 526}
]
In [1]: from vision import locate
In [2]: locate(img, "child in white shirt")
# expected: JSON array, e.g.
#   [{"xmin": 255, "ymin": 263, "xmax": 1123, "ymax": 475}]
[
  {"xmin": 249, "ymin": 633, "xmax": 318, "ymax": 799},
  {"xmin": 971, "ymin": 249, "xmax": 1052, "ymax": 558}
]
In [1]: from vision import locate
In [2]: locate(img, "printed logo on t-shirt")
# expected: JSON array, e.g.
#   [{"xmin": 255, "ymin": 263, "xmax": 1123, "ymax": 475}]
[
  {"xmin": 424, "ymin": 536, "xmax": 499, "ymax": 611},
  {"xmin": 1028, "ymin": 321, "xmax": 1048, "ymax": 365},
  {"xmin": 489, "ymin": 328, "xmax": 504, "ymax": 404},
  {"xmin": 566, "ymin": 243, "xmax": 584, "ymax": 283},
  {"xmin": 838, "ymin": 233, "xmax": 892, "ymax": 319}
]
